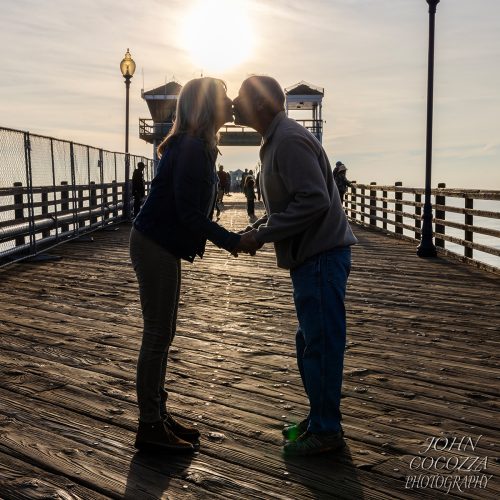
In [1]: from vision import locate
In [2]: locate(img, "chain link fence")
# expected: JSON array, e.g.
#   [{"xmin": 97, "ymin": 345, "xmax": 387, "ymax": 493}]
[{"xmin": 0, "ymin": 126, "xmax": 153, "ymax": 266}]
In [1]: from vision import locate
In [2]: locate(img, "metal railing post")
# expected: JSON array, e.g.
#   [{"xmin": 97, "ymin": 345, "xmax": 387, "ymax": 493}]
[
  {"xmin": 78, "ymin": 188, "xmax": 85, "ymax": 228},
  {"xmin": 49, "ymin": 138, "xmax": 59, "ymax": 239},
  {"xmin": 90, "ymin": 181, "xmax": 97, "ymax": 225},
  {"xmin": 112, "ymin": 180, "xmax": 118, "ymax": 220},
  {"xmin": 99, "ymin": 150, "xmax": 105, "ymax": 226},
  {"xmin": 60, "ymin": 181, "xmax": 69, "ymax": 233},
  {"xmin": 70, "ymin": 142, "xmax": 77, "ymax": 235},
  {"xmin": 23, "ymin": 132, "xmax": 35, "ymax": 254},
  {"xmin": 13, "ymin": 182, "xmax": 25, "ymax": 247},
  {"xmin": 41, "ymin": 191, "xmax": 50, "ymax": 238},
  {"xmin": 103, "ymin": 184, "xmax": 109, "ymax": 221}
]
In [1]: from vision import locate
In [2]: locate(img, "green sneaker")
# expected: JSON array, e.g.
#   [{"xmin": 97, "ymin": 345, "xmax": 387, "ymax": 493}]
[
  {"xmin": 282, "ymin": 418, "xmax": 309, "ymax": 441},
  {"xmin": 283, "ymin": 431, "xmax": 345, "ymax": 456}
]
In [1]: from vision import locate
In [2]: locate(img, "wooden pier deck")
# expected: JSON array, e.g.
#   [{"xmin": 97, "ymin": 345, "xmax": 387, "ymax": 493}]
[{"xmin": 0, "ymin": 195, "xmax": 498, "ymax": 499}]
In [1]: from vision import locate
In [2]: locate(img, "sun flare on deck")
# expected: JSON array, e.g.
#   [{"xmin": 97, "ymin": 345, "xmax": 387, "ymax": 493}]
[{"xmin": 180, "ymin": 0, "xmax": 254, "ymax": 73}]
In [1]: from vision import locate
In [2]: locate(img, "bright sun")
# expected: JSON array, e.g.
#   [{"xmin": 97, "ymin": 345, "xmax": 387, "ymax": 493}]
[{"xmin": 181, "ymin": 0, "xmax": 254, "ymax": 73}]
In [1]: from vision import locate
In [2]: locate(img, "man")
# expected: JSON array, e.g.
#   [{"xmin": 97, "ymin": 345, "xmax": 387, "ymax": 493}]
[
  {"xmin": 233, "ymin": 76, "xmax": 357, "ymax": 456},
  {"xmin": 240, "ymin": 168, "xmax": 249, "ymax": 192},
  {"xmin": 217, "ymin": 164, "xmax": 226, "ymax": 207},
  {"xmin": 132, "ymin": 161, "xmax": 146, "ymax": 218},
  {"xmin": 223, "ymin": 168, "xmax": 231, "ymax": 195}
]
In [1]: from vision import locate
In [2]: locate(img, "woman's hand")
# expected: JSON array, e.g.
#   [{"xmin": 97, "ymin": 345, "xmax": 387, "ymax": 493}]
[{"xmin": 232, "ymin": 229, "xmax": 262, "ymax": 257}]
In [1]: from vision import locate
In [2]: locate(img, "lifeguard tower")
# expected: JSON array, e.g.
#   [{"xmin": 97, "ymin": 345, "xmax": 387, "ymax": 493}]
[
  {"xmin": 139, "ymin": 81, "xmax": 182, "ymax": 167},
  {"xmin": 138, "ymin": 80, "xmax": 325, "ymax": 165},
  {"xmin": 285, "ymin": 81, "xmax": 324, "ymax": 143}
]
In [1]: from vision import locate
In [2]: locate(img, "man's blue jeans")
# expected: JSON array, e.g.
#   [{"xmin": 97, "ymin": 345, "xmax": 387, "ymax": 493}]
[{"xmin": 290, "ymin": 246, "xmax": 351, "ymax": 434}]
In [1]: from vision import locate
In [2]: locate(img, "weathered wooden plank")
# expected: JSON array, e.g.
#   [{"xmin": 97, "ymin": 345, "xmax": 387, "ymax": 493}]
[
  {"xmin": 0, "ymin": 449, "xmax": 109, "ymax": 500},
  {"xmin": 2, "ymin": 292, "xmax": 498, "ymax": 389},
  {"xmin": 0, "ymin": 344, "xmax": 496, "ymax": 500},
  {"xmin": 0, "ymin": 387, "xmax": 394, "ymax": 500},
  {"xmin": 1, "ymin": 323, "xmax": 498, "ymax": 446}
]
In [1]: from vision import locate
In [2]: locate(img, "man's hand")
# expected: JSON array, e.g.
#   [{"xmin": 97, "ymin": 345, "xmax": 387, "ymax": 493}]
[
  {"xmin": 233, "ymin": 229, "xmax": 262, "ymax": 256},
  {"xmin": 237, "ymin": 225, "xmax": 254, "ymax": 235}
]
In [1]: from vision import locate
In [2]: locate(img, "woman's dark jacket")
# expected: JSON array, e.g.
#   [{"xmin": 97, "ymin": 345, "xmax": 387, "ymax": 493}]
[{"xmin": 133, "ymin": 134, "xmax": 239, "ymax": 262}]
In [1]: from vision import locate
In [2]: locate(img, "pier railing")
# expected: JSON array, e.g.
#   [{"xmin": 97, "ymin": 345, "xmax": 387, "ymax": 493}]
[
  {"xmin": 344, "ymin": 182, "xmax": 500, "ymax": 273},
  {"xmin": 0, "ymin": 126, "xmax": 153, "ymax": 266}
]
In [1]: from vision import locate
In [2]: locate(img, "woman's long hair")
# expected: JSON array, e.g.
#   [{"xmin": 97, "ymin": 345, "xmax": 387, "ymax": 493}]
[{"xmin": 157, "ymin": 77, "xmax": 227, "ymax": 157}]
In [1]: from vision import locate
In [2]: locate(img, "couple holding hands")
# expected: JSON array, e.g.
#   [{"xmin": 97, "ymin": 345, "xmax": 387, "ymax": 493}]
[{"xmin": 129, "ymin": 75, "xmax": 357, "ymax": 456}]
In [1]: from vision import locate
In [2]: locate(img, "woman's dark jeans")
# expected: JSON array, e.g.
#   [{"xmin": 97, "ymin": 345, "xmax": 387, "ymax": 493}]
[{"xmin": 129, "ymin": 227, "xmax": 180, "ymax": 423}]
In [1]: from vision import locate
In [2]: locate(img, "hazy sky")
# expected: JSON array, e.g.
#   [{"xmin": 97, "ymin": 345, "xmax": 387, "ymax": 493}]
[{"xmin": 1, "ymin": 0, "xmax": 499, "ymax": 188}]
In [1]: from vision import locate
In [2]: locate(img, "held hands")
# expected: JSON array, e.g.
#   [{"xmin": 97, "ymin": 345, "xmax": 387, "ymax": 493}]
[
  {"xmin": 237, "ymin": 225, "xmax": 254, "ymax": 235},
  {"xmin": 231, "ymin": 229, "xmax": 262, "ymax": 257}
]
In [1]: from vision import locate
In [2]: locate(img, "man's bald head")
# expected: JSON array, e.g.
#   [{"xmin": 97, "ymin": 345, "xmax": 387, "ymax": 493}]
[
  {"xmin": 233, "ymin": 75, "xmax": 286, "ymax": 133},
  {"xmin": 241, "ymin": 76, "xmax": 285, "ymax": 115}
]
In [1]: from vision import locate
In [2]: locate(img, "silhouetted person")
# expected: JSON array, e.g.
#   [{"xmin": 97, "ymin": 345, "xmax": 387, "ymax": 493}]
[
  {"xmin": 243, "ymin": 175, "xmax": 256, "ymax": 221},
  {"xmin": 240, "ymin": 168, "xmax": 249, "ymax": 192},
  {"xmin": 255, "ymin": 169, "xmax": 261, "ymax": 201},
  {"xmin": 130, "ymin": 77, "xmax": 255, "ymax": 454},
  {"xmin": 333, "ymin": 162, "xmax": 352, "ymax": 200},
  {"xmin": 217, "ymin": 165, "xmax": 227, "ymax": 206},
  {"xmin": 233, "ymin": 75, "xmax": 357, "ymax": 456},
  {"xmin": 132, "ymin": 162, "xmax": 146, "ymax": 218}
]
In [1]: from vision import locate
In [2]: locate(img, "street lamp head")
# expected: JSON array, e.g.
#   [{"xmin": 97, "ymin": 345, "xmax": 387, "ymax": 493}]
[
  {"xmin": 426, "ymin": 0, "xmax": 440, "ymax": 13},
  {"xmin": 120, "ymin": 48, "xmax": 136, "ymax": 78}
]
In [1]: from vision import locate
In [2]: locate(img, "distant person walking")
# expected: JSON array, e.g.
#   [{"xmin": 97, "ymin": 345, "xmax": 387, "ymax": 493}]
[
  {"xmin": 240, "ymin": 168, "xmax": 249, "ymax": 192},
  {"xmin": 333, "ymin": 161, "xmax": 352, "ymax": 200},
  {"xmin": 256, "ymin": 169, "xmax": 261, "ymax": 201},
  {"xmin": 132, "ymin": 162, "xmax": 146, "ymax": 218},
  {"xmin": 223, "ymin": 168, "xmax": 231, "ymax": 195},
  {"xmin": 243, "ymin": 174, "xmax": 256, "ymax": 221},
  {"xmin": 130, "ymin": 77, "xmax": 255, "ymax": 454},
  {"xmin": 233, "ymin": 75, "xmax": 357, "ymax": 456},
  {"xmin": 216, "ymin": 165, "xmax": 226, "ymax": 207}
]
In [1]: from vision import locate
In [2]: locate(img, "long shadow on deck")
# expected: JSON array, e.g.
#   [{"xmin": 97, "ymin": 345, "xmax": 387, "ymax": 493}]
[{"xmin": 124, "ymin": 452, "xmax": 194, "ymax": 499}]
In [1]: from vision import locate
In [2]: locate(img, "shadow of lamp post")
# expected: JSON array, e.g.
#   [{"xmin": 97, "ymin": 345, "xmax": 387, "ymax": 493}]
[
  {"xmin": 417, "ymin": 0, "xmax": 440, "ymax": 258},
  {"xmin": 120, "ymin": 48, "xmax": 136, "ymax": 221}
]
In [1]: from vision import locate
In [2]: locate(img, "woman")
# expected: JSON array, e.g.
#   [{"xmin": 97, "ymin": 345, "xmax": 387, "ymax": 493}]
[{"xmin": 130, "ymin": 77, "xmax": 240, "ymax": 453}]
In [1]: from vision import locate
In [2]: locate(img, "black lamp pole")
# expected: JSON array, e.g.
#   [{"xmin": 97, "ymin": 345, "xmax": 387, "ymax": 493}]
[
  {"xmin": 417, "ymin": 0, "xmax": 439, "ymax": 258},
  {"xmin": 120, "ymin": 49, "xmax": 136, "ymax": 221},
  {"xmin": 124, "ymin": 75, "xmax": 131, "ymax": 219}
]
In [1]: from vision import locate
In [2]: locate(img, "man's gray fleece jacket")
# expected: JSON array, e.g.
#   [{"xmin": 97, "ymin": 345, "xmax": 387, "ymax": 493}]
[{"xmin": 253, "ymin": 111, "xmax": 357, "ymax": 269}]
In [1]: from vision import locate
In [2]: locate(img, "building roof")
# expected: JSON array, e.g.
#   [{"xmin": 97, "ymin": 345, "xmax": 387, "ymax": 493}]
[
  {"xmin": 142, "ymin": 81, "xmax": 182, "ymax": 123},
  {"xmin": 285, "ymin": 81, "xmax": 324, "ymax": 96},
  {"xmin": 143, "ymin": 81, "xmax": 182, "ymax": 97}
]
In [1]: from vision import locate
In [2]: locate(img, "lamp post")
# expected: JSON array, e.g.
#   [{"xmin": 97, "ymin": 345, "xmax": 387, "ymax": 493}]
[
  {"xmin": 417, "ymin": 0, "xmax": 440, "ymax": 257},
  {"xmin": 120, "ymin": 48, "xmax": 136, "ymax": 220}
]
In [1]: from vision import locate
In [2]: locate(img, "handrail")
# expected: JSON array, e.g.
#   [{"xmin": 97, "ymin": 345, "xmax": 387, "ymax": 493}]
[
  {"xmin": 344, "ymin": 181, "xmax": 499, "ymax": 273},
  {"xmin": 0, "ymin": 126, "xmax": 153, "ymax": 267}
]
